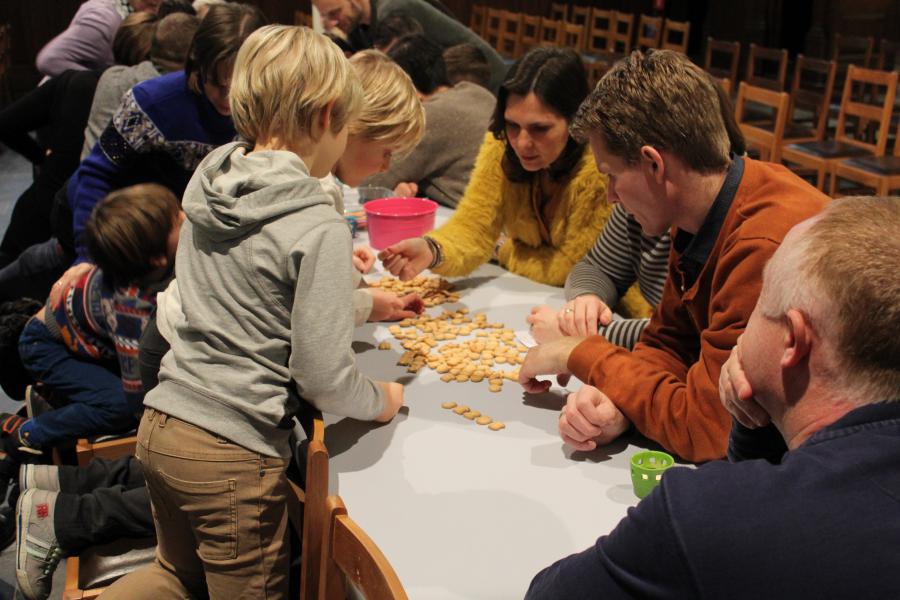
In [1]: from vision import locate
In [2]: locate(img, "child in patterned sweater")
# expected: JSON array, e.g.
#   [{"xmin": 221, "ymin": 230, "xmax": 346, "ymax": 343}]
[{"xmin": 4, "ymin": 183, "xmax": 182, "ymax": 458}]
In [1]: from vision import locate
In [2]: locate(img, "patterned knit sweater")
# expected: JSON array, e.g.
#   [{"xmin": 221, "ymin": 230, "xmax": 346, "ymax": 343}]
[
  {"xmin": 43, "ymin": 267, "xmax": 168, "ymax": 406},
  {"xmin": 68, "ymin": 70, "xmax": 235, "ymax": 263},
  {"xmin": 427, "ymin": 133, "xmax": 613, "ymax": 288}
]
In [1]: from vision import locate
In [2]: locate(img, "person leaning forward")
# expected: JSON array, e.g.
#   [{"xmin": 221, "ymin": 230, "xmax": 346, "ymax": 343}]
[{"xmin": 519, "ymin": 50, "xmax": 830, "ymax": 463}]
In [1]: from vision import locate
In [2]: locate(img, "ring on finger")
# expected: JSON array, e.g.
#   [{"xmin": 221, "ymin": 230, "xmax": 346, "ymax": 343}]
[{"xmin": 564, "ymin": 308, "xmax": 574, "ymax": 314}]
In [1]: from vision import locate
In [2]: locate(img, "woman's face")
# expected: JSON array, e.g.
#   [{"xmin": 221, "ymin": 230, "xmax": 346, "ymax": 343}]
[
  {"xmin": 203, "ymin": 61, "xmax": 234, "ymax": 117},
  {"xmin": 334, "ymin": 136, "xmax": 396, "ymax": 187},
  {"xmin": 504, "ymin": 92, "xmax": 570, "ymax": 172}
]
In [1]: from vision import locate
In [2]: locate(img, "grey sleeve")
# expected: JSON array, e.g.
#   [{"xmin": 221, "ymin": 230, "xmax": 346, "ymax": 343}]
[
  {"xmin": 288, "ymin": 221, "xmax": 384, "ymax": 420},
  {"xmin": 597, "ymin": 318, "xmax": 651, "ymax": 350},
  {"xmin": 564, "ymin": 204, "xmax": 637, "ymax": 305}
]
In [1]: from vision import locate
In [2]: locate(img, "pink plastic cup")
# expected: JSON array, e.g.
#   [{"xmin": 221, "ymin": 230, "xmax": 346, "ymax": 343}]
[{"xmin": 364, "ymin": 197, "xmax": 438, "ymax": 250}]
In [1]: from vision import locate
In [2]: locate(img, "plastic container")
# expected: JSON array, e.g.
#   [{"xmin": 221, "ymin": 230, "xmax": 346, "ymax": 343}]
[
  {"xmin": 356, "ymin": 186, "xmax": 395, "ymax": 203},
  {"xmin": 364, "ymin": 197, "xmax": 438, "ymax": 250},
  {"xmin": 630, "ymin": 450, "xmax": 675, "ymax": 499}
]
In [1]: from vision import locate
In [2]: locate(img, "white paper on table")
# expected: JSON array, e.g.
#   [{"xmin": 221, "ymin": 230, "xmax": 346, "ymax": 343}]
[{"xmin": 515, "ymin": 329, "xmax": 537, "ymax": 348}]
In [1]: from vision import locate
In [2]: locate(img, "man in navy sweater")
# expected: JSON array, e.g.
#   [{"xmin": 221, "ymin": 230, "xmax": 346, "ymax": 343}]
[{"xmin": 526, "ymin": 195, "xmax": 900, "ymax": 599}]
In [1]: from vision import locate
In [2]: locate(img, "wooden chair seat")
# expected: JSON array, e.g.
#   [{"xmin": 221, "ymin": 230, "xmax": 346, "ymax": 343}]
[
  {"xmin": 786, "ymin": 140, "xmax": 874, "ymax": 159},
  {"xmin": 841, "ymin": 155, "xmax": 900, "ymax": 175},
  {"xmin": 62, "ymin": 537, "xmax": 156, "ymax": 600}
]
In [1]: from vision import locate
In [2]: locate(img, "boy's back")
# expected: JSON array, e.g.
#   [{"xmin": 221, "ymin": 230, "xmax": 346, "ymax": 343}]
[{"xmin": 147, "ymin": 141, "xmax": 384, "ymax": 458}]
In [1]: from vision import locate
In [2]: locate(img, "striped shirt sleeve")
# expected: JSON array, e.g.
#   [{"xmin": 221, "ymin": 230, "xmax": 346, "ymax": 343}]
[{"xmin": 564, "ymin": 204, "xmax": 671, "ymax": 349}]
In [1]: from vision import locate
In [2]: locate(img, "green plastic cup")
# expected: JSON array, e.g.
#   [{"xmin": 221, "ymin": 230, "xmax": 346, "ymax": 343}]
[{"xmin": 630, "ymin": 450, "xmax": 675, "ymax": 499}]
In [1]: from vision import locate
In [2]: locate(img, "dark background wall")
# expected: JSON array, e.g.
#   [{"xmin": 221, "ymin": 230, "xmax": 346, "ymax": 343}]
[{"xmin": 0, "ymin": 0, "xmax": 897, "ymax": 99}]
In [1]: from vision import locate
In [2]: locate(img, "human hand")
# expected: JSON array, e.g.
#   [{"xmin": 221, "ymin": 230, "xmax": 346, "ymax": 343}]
[
  {"xmin": 719, "ymin": 338, "xmax": 769, "ymax": 428},
  {"xmin": 375, "ymin": 381, "xmax": 404, "ymax": 422},
  {"xmin": 377, "ymin": 237, "xmax": 433, "ymax": 281},
  {"xmin": 393, "ymin": 182, "xmax": 418, "ymax": 197},
  {"xmin": 526, "ymin": 305, "xmax": 564, "ymax": 344},
  {"xmin": 49, "ymin": 262, "xmax": 93, "ymax": 308},
  {"xmin": 352, "ymin": 246, "xmax": 376, "ymax": 273},
  {"xmin": 559, "ymin": 385, "xmax": 631, "ymax": 451},
  {"xmin": 558, "ymin": 294, "xmax": 612, "ymax": 337},
  {"xmin": 368, "ymin": 290, "xmax": 425, "ymax": 322},
  {"xmin": 518, "ymin": 336, "xmax": 583, "ymax": 394}
]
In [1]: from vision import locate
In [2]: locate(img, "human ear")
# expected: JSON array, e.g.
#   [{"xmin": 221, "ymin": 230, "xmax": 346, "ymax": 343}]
[
  {"xmin": 318, "ymin": 100, "xmax": 336, "ymax": 135},
  {"xmin": 639, "ymin": 146, "xmax": 665, "ymax": 184},
  {"xmin": 781, "ymin": 309, "xmax": 812, "ymax": 368}
]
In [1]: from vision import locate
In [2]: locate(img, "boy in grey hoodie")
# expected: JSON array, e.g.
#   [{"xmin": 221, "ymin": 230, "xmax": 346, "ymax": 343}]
[{"xmin": 105, "ymin": 26, "xmax": 403, "ymax": 600}]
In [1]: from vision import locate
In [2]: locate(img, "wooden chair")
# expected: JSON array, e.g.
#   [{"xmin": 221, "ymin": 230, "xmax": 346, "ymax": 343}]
[
  {"xmin": 704, "ymin": 37, "xmax": 740, "ymax": 93},
  {"xmin": 550, "ymin": 2, "xmax": 568, "ymax": 22},
  {"xmin": 735, "ymin": 82, "xmax": 791, "ymax": 162},
  {"xmin": 293, "ymin": 10, "xmax": 312, "ymax": 27},
  {"xmin": 469, "ymin": 4, "xmax": 487, "ymax": 37},
  {"xmin": 874, "ymin": 38, "xmax": 899, "ymax": 72},
  {"xmin": 830, "ymin": 118, "xmax": 900, "ymax": 196},
  {"xmin": 515, "ymin": 14, "xmax": 542, "ymax": 58},
  {"xmin": 745, "ymin": 43, "xmax": 789, "ymax": 91},
  {"xmin": 570, "ymin": 5, "xmax": 591, "ymax": 27},
  {"xmin": 583, "ymin": 8, "xmax": 614, "ymax": 56},
  {"xmin": 560, "ymin": 21, "xmax": 586, "ymax": 53},
  {"xmin": 636, "ymin": 14, "xmax": 662, "ymax": 51},
  {"xmin": 784, "ymin": 55, "xmax": 838, "ymax": 143},
  {"xmin": 483, "ymin": 9, "xmax": 503, "ymax": 52},
  {"xmin": 318, "ymin": 495, "xmax": 408, "ymax": 600},
  {"xmin": 660, "ymin": 19, "xmax": 690, "ymax": 54},
  {"xmin": 780, "ymin": 65, "xmax": 898, "ymax": 190},
  {"xmin": 496, "ymin": 10, "xmax": 522, "ymax": 58},
  {"xmin": 75, "ymin": 434, "xmax": 136, "ymax": 467},
  {"xmin": 538, "ymin": 18, "xmax": 563, "ymax": 48},
  {"xmin": 609, "ymin": 11, "xmax": 634, "ymax": 56},
  {"xmin": 718, "ymin": 77, "xmax": 731, "ymax": 96},
  {"xmin": 831, "ymin": 34, "xmax": 875, "ymax": 105}
]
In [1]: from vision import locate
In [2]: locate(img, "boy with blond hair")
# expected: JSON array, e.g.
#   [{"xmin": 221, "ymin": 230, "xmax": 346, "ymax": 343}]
[{"xmin": 104, "ymin": 26, "xmax": 403, "ymax": 599}]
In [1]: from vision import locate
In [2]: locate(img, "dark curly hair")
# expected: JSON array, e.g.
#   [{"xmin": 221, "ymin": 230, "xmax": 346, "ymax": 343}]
[{"xmin": 488, "ymin": 47, "xmax": 589, "ymax": 184}]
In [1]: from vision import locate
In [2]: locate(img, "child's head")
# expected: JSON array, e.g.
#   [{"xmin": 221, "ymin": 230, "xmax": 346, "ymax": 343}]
[
  {"xmin": 86, "ymin": 184, "xmax": 184, "ymax": 287},
  {"xmin": 185, "ymin": 2, "xmax": 267, "ymax": 116},
  {"xmin": 333, "ymin": 50, "xmax": 425, "ymax": 186},
  {"xmin": 113, "ymin": 11, "xmax": 159, "ymax": 66},
  {"xmin": 230, "ymin": 25, "xmax": 363, "ymax": 175}
]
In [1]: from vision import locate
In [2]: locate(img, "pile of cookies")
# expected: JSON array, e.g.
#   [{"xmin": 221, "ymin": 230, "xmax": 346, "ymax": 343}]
[
  {"xmin": 367, "ymin": 275, "xmax": 460, "ymax": 307},
  {"xmin": 381, "ymin": 307, "xmax": 526, "ymax": 393},
  {"xmin": 441, "ymin": 402, "xmax": 505, "ymax": 431}
]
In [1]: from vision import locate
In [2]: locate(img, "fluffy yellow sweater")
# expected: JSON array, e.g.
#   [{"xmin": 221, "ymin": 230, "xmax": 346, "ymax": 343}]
[{"xmin": 428, "ymin": 133, "xmax": 611, "ymax": 287}]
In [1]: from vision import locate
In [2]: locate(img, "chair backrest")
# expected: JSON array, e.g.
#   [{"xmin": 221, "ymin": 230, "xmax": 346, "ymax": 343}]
[
  {"xmin": 496, "ymin": 10, "xmax": 521, "ymax": 58},
  {"xmin": 834, "ymin": 65, "xmax": 898, "ymax": 156},
  {"xmin": 570, "ymin": 5, "xmax": 591, "ymax": 28},
  {"xmin": 483, "ymin": 8, "xmax": 503, "ymax": 51},
  {"xmin": 704, "ymin": 37, "xmax": 740, "ymax": 89},
  {"xmin": 610, "ymin": 11, "xmax": 634, "ymax": 55},
  {"xmin": 660, "ymin": 18, "xmax": 689, "ymax": 54},
  {"xmin": 745, "ymin": 43, "xmax": 789, "ymax": 91},
  {"xmin": 560, "ymin": 21, "xmax": 585, "ymax": 53},
  {"xmin": 718, "ymin": 77, "xmax": 731, "ymax": 96},
  {"xmin": 550, "ymin": 2, "xmax": 568, "ymax": 22},
  {"xmin": 585, "ymin": 8, "xmax": 614, "ymax": 55},
  {"xmin": 735, "ymin": 81, "xmax": 791, "ymax": 162},
  {"xmin": 538, "ymin": 18, "xmax": 563, "ymax": 48},
  {"xmin": 874, "ymin": 38, "xmax": 899, "ymax": 72},
  {"xmin": 319, "ymin": 496, "xmax": 408, "ymax": 600},
  {"xmin": 788, "ymin": 54, "xmax": 837, "ymax": 141},
  {"xmin": 516, "ymin": 14, "xmax": 542, "ymax": 57},
  {"xmin": 832, "ymin": 33, "xmax": 875, "ymax": 68},
  {"xmin": 469, "ymin": 4, "xmax": 486, "ymax": 37},
  {"xmin": 636, "ymin": 14, "xmax": 662, "ymax": 51}
]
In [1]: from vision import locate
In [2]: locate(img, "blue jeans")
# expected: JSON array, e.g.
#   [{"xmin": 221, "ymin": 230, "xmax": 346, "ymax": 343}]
[
  {"xmin": 0, "ymin": 237, "xmax": 71, "ymax": 302},
  {"xmin": 17, "ymin": 317, "xmax": 137, "ymax": 447}
]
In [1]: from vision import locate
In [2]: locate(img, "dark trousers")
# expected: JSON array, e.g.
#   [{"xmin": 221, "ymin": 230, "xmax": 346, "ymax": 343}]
[
  {"xmin": 18, "ymin": 317, "xmax": 137, "ymax": 446},
  {"xmin": 55, "ymin": 456, "xmax": 153, "ymax": 554}
]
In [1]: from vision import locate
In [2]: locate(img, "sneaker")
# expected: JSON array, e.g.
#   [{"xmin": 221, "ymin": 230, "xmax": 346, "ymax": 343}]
[
  {"xmin": 19, "ymin": 465, "xmax": 59, "ymax": 493},
  {"xmin": 24, "ymin": 386, "xmax": 53, "ymax": 420},
  {"xmin": 15, "ymin": 489, "xmax": 62, "ymax": 600}
]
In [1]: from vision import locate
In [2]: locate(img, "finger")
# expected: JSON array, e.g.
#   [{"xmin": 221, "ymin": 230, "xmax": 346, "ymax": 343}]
[
  {"xmin": 725, "ymin": 397, "xmax": 760, "ymax": 429},
  {"xmin": 598, "ymin": 304, "xmax": 613, "ymax": 326},
  {"xmin": 520, "ymin": 377, "xmax": 551, "ymax": 394},
  {"xmin": 574, "ymin": 300, "xmax": 590, "ymax": 337},
  {"xmin": 582, "ymin": 301, "xmax": 599, "ymax": 336},
  {"xmin": 561, "ymin": 407, "xmax": 604, "ymax": 441},
  {"xmin": 394, "ymin": 309, "xmax": 419, "ymax": 320},
  {"xmin": 737, "ymin": 397, "xmax": 770, "ymax": 428},
  {"xmin": 560, "ymin": 429, "xmax": 597, "ymax": 451},
  {"xmin": 556, "ymin": 373, "xmax": 571, "ymax": 387}
]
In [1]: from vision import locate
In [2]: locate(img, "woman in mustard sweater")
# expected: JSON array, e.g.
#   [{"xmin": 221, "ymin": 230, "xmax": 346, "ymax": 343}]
[{"xmin": 379, "ymin": 47, "xmax": 611, "ymax": 287}]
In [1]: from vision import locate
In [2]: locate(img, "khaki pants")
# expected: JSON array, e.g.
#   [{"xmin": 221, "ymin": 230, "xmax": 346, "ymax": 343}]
[{"xmin": 101, "ymin": 409, "xmax": 290, "ymax": 600}]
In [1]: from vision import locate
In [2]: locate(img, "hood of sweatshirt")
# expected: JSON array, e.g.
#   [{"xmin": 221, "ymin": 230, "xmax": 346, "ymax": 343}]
[{"xmin": 183, "ymin": 141, "xmax": 334, "ymax": 243}]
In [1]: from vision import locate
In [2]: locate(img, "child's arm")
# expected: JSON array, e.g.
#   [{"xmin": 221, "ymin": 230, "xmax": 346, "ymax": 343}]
[{"xmin": 288, "ymin": 219, "xmax": 401, "ymax": 421}]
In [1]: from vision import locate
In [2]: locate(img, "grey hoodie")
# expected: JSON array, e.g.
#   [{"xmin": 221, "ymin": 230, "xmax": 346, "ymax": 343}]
[{"xmin": 145, "ymin": 141, "xmax": 384, "ymax": 458}]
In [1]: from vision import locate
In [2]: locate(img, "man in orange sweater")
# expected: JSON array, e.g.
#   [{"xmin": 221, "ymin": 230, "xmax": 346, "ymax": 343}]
[{"xmin": 519, "ymin": 50, "xmax": 829, "ymax": 463}]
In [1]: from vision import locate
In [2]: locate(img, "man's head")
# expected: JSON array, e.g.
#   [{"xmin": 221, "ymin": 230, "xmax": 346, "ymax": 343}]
[
  {"xmin": 113, "ymin": 11, "xmax": 159, "ymax": 66},
  {"xmin": 373, "ymin": 15, "xmax": 423, "ymax": 53},
  {"xmin": 334, "ymin": 50, "xmax": 425, "ymax": 186},
  {"xmin": 387, "ymin": 34, "xmax": 449, "ymax": 96},
  {"xmin": 150, "ymin": 12, "xmax": 200, "ymax": 72},
  {"xmin": 443, "ymin": 43, "xmax": 490, "ymax": 89},
  {"xmin": 86, "ymin": 184, "xmax": 184, "ymax": 287},
  {"xmin": 741, "ymin": 197, "xmax": 900, "ymax": 422},
  {"xmin": 571, "ymin": 50, "xmax": 733, "ymax": 236},
  {"xmin": 314, "ymin": 0, "xmax": 369, "ymax": 34},
  {"xmin": 230, "ymin": 25, "xmax": 363, "ymax": 175}
]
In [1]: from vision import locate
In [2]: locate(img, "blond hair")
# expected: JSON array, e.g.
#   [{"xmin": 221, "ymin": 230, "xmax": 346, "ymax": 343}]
[
  {"xmin": 759, "ymin": 196, "xmax": 900, "ymax": 403},
  {"xmin": 571, "ymin": 50, "xmax": 731, "ymax": 174},
  {"xmin": 348, "ymin": 50, "xmax": 425, "ymax": 155},
  {"xmin": 229, "ymin": 25, "xmax": 363, "ymax": 145}
]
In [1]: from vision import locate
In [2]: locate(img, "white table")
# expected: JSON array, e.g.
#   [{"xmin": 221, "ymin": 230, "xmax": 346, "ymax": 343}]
[{"xmin": 326, "ymin": 211, "xmax": 650, "ymax": 598}]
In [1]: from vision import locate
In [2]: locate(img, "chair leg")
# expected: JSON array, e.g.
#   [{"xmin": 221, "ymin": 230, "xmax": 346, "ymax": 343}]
[
  {"xmin": 815, "ymin": 166, "xmax": 826, "ymax": 191},
  {"xmin": 829, "ymin": 172, "xmax": 839, "ymax": 197}
]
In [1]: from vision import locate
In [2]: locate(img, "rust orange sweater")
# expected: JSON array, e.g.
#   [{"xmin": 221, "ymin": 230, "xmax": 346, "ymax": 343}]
[{"xmin": 568, "ymin": 159, "xmax": 830, "ymax": 462}]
